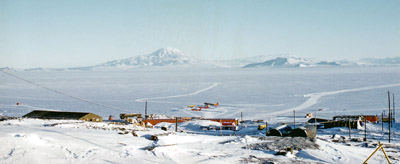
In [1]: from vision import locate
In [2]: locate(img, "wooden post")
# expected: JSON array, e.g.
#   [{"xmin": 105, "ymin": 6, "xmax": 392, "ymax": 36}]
[
  {"xmin": 175, "ymin": 117, "xmax": 178, "ymax": 132},
  {"xmin": 220, "ymin": 119, "xmax": 222, "ymax": 136},
  {"xmin": 145, "ymin": 101, "xmax": 148, "ymax": 120},
  {"xmin": 293, "ymin": 110, "xmax": 296, "ymax": 129},
  {"xmin": 364, "ymin": 118, "xmax": 367, "ymax": 141},
  {"xmin": 265, "ymin": 122, "xmax": 268, "ymax": 136},
  {"xmin": 143, "ymin": 101, "xmax": 148, "ymax": 128},
  {"xmin": 380, "ymin": 145, "xmax": 392, "ymax": 164},
  {"xmin": 348, "ymin": 119, "xmax": 351, "ymax": 139},
  {"xmin": 382, "ymin": 112, "xmax": 384, "ymax": 131},
  {"xmin": 363, "ymin": 142, "xmax": 391, "ymax": 164},
  {"xmin": 388, "ymin": 91, "xmax": 391, "ymax": 143},
  {"xmin": 389, "ymin": 112, "xmax": 391, "ymax": 143},
  {"xmin": 393, "ymin": 94, "xmax": 395, "ymax": 123},
  {"xmin": 241, "ymin": 112, "xmax": 243, "ymax": 122},
  {"xmin": 388, "ymin": 92, "xmax": 391, "ymax": 126},
  {"xmin": 391, "ymin": 111, "xmax": 393, "ymax": 128},
  {"xmin": 363, "ymin": 143, "xmax": 382, "ymax": 164}
]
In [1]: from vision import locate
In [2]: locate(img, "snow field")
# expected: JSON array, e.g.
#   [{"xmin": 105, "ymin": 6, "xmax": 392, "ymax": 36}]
[{"xmin": 2, "ymin": 118, "xmax": 400, "ymax": 164}]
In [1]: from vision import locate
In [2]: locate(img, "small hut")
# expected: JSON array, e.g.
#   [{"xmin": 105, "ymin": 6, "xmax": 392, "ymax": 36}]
[
  {"xmin": 290, "ymin": 125, "xmax": 317, "ymax": 139},
  {"xmin": 23, "ymin": 110, "xmax": 102, "ymax": 122},
  {"xmin": 268, "ymin": 125, "xmax": 293, "ymax": 137}
]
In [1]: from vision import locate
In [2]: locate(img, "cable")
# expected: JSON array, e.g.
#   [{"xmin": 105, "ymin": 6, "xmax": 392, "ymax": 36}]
[{"xmin": 0, "ymin": 69, "xmax": 127, "ymax": 112}]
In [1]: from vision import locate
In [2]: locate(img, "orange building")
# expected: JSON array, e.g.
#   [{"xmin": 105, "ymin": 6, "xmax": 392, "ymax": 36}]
[{"xmin": 143, "ymin": 118, "xmax": 238, "ymax": 126}]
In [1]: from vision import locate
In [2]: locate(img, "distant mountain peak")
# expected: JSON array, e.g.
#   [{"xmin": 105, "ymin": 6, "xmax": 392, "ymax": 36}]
[
  {"xmin": 153, "ymin": 47, "xmax": 183, "ymax": 56},
  {"xmin": 145, "ymin": 47, "xmax": 190, "ymax": 62},
  {"xmin": 96, "ymin": 47, "xmax": 195, "ymax": 68},
  {"xmin": 9, "ymin": 49, "xmax": 399, "ymax": 71},
  {"xmin": 243, "ymin": 56, "xmax": 340, "ymax": 68},
  {"xmin": 359, "ymin": 57, "xmax": 400, "ymax": 65},
  {"xmin": 0, "ymin": 67, "xmax": 17, "ymax": 71}
]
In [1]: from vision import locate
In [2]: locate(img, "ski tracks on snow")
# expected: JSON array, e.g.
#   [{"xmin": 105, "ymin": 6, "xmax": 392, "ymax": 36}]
[
  {"xmin": 135, "ymin": 82, "xmax": 219, "ymax": 102},
  {"xmin": 271, "ymin": 83, "xmax": 400, "ymax": 116}
]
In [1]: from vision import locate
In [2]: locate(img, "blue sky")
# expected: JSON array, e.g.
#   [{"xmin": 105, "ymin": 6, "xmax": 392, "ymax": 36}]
[{"xmin": 0, "ymin": 0, "xmax": 399, "ymax": 68}]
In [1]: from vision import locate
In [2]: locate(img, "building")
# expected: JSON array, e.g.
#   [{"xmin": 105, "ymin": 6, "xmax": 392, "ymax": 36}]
[
  {"xmin": 143, "ymin": 118, "xmax": 238, "ymax": 126},
  {"xmin": 324, "ymin": 115, "xmax": 363, "ymax": 129},
  {"xmin": 333, "ymin": 115, "xmax": 379, "ymax": 123},
  {"xmin": 362, "ymin": 115, "xmax": 379, "ymax": 123},
  {"xmin": 23, "ymin": 110, "xmax": 102, "ymax": 122}
]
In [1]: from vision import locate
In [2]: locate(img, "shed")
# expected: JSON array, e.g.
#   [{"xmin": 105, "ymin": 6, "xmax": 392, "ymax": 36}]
[
  {"xmin": 332, "ymin": 115, "xmax": 362, "ymax": 121},
  {"xmin": 307, "ymin": 118, "xmax": 329, "ymax": 123},
  {"xmin": 268, "ymin": 124, "xmax": 293, "ymax": 137},
  {"xmin": 290, "ymin": 125, "xmax": 317, "ymax": 139},
  {"xmin": 23, "ymin": 110, "xmax": 102, "ymax": 122},
  {"xmin": 362, "ymin": 115, "xmax": 379, "ymax": 123}
]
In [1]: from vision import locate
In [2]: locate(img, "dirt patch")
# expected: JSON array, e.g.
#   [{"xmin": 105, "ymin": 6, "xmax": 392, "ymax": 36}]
[
  {"xmin": 243, "ymin": 137, "xmax": 319, "ymax": 151},
  {"xmin": 240, "ymin": 155, "xmax": 323, "ymax": 164}
]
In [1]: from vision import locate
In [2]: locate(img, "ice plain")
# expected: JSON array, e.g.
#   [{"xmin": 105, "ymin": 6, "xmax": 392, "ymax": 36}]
[{"xmin": 1, "ymin": 67, "xmax": 399, "ymax": 120}]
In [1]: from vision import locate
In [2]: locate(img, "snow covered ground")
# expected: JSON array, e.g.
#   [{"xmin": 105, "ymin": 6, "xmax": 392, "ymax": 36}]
[
  {"xmin": 1, "ymin": 66, "xmax": 400, "ymax": 163},
  {"xmin": 1, "ymin": 118, "xmax": 399, "ymax": 164}
]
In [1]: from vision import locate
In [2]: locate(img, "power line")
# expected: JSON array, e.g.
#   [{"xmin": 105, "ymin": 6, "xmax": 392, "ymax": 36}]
[{"xmin": 0, "ymin": 70, "xmax": 127, "ymax": 112}]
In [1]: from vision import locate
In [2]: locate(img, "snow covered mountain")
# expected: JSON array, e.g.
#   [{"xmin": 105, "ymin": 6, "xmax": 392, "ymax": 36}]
[
  {"xmin": 243, "ymin": 57, "xmax": 341, "ymax": 68},
  {"xmin": 217, "ymin": 55, "xmax": 277, "ymax": 68},
  {"xmin": 0, "ymin": 67, "xmax": 18, "ymax": 72},
  {"xmin": 96, "ymin": 48, "xmax": 198, "ymax": 69},
  {"xmin": 4, "ymin": 48, "xmax": 399, "ymax": 71},
  {"xmin": 358, "ymin": 57, "xmax": 400, "ymax": 66}
]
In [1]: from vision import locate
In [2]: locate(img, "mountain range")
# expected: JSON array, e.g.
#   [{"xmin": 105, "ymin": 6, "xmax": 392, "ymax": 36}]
[
  {"xmin": 358, "ymin": 57, "xmax": 400, "ymax": 65},
  {"xmin": 242, "ymin": 57, "xmax": 341, "ymax": 68},
  {"xmin": 1, "ymin": 48, "xmax": 399, "ymax": 71}
]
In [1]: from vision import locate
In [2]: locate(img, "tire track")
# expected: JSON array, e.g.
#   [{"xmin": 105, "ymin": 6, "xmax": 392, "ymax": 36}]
[
  {"xmin": 135, "ymin": 82, "xmax": 219, "ymax": 102},
  {"xmin": 270, "ymin": 83, "xmax": 400, "ymax": 116}
]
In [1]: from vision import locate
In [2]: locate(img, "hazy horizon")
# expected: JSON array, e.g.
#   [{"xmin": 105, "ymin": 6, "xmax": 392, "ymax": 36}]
[{"xmin": 2, "ymin": 46, "xmax": 400, "ymax": 69}]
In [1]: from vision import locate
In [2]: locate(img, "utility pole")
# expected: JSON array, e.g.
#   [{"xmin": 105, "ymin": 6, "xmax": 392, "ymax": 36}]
[
  {"xmin": 348, "ymin": 119, "xmax": 351, "ymax": 139},
  {"xmin": 389, "ymin": 112, "xmax": 391, "ymax": 143},
  {"xmin": 144, "ymin": 101, "xmax": 148, "ymax": 128},
  {"xmin": 382, "ymin": 112, "xmax": 384, "ymax": 131},
  {"xmin": 145, "ymin": 101, "xmax": 148, "ymax": 120},
  {"xmin": 293, "ymin": 110, "xmax": 296, "ymax": 129},
  {"xmin": 391, "ymin": 111, "xmax": 393, "ymax": 128},
  {"xmin": 388, "ymin": 91, "xmax": 391, "ymax": 143},
  {"xmin": 364, "ymin": 118, "xmax": 367, "ymax": 141},
  {"xmin": 175, "ymin": 117, "xmax": 178, "ymax": 132},
  {"xmin": 393, "ymin": 93, "xmax": 395, "ymax": 123},
  {"xmin": 220, "ymin": 119, "xmax": 222, "ymax": 136}
]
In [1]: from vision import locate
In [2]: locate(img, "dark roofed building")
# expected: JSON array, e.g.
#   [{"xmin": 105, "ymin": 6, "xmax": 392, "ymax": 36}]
[{"xmin": 23, "ymin": 110, "xmax": 102, "ymax": 122}]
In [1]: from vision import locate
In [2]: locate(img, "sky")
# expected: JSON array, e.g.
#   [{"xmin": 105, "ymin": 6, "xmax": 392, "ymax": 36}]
[{"xmin": 0, "ymin": 0, "xmax": 399, "ymax": 68}]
